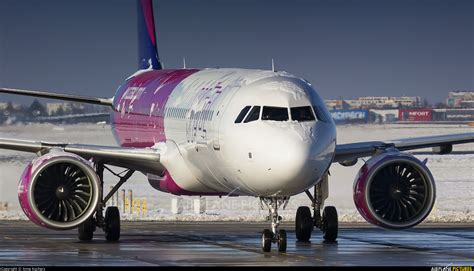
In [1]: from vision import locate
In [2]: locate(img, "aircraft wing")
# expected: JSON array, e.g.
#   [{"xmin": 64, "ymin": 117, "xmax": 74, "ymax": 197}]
[
  {"xmin": 0, "ymin": 87, "xmax": 113, "ymax": 107},
  {"xmin": 0, "ymin": 138, "xmax": 164, "ymax": 175},
  {"xmin": 333, "ymin": 132, "xmax": 474, "ymax": 163}
]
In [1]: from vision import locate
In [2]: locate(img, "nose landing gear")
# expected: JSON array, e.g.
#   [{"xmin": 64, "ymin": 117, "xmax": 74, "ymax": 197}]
[
  {"xmin": 260, "ymin": 197, "xmax": 289, "ymax": 252},
  {"xmin": 295, "ymin": 173, "xmax": 338, "ymax": 242}
]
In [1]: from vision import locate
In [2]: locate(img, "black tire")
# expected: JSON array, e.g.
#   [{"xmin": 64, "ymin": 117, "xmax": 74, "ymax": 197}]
[
  {"xmin": 262, "ymin": 229, "xmax": 272, "ymax": 252},
  {"xmin": 295, "ymin": 206, "xmax": 313, "ymax": 241},
  {"xmin": 104, "ymin": 206, "xmax": 120, "ymax": 242},
  {"xmin": 277, "ymin": 229, "xmax": 287, "ymax": 253},
  {"xmin": 78, "ymin": 216, "xmax": 94, "ymax": 241},
  {"xmin": 322, "ymin": 206, "xmax": 338, "ymax": 242}
]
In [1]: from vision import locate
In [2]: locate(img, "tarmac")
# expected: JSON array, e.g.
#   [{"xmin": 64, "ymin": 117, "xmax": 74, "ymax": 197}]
[{"xmin": 0, "ymin": 221, "xmax": 472, "ymax": 266}]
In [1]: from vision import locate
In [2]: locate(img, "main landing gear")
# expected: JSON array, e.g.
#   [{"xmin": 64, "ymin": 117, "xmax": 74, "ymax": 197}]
[
  {"xmin": 295, "ymin": 173, "xmax": 338, "ymax": 243},
  {"xmin": 78, "ymin": 163, "xmax": 135, "ymax": 242},
  {"xmin": 260, "ymin": 197, "xmax": 289, "ymax": 253}
]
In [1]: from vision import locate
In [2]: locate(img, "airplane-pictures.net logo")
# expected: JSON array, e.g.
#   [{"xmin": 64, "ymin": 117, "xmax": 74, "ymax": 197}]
[{"xmin": 432, "ymin": 266, "xmax": 473, "ymax": 271}]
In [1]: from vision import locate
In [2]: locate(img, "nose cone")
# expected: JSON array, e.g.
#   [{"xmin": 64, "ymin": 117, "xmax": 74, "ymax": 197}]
[
  {"xmin": 220, "ymin": 74, "xmax": 336, "ymax": 196},
  {"xmin": 230, "ymin": 121, "xmax": 335, "ymax": 196},
  {"xmin": 263, "ymin": 134, "xmax": 316, "ymax": 193}
]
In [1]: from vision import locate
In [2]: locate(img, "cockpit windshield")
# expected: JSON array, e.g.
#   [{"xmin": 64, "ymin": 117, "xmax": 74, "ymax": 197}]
[
  {"xmin": 262, "ymin": 106, "xmax": 289, "ymax": 121},
  {"xmin": 234, "ymin": 106, "xmax": 251, "ymax": 123},
  {"xmin": 312, "ymin": 106, "xmax": 331, "ymax": 122},
  {"xmin": 243, "ymin": 106, "xmax": 261, "ymax": 123},
  {"xmin": 291, "ymin": 106, "xmax": 315, "ymax": 122},
  {"xmin": 236, "ymin": 105, "xmax": 321, "ymax": 123}
]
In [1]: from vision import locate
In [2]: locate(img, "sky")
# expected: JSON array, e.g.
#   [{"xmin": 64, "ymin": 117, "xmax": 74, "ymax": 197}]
[{"xmin": 0, "ymin": 0, "xmax": 472, "ymax": 105}]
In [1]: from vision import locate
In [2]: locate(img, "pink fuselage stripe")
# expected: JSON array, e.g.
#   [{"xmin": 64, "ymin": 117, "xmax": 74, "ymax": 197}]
[
  {"xmin": 159, "ymin": 170, "xmax": 228, "ymax": 196},
  {"xmin": 112, "ymin": 69, "xmax": 210, "ymax": 195},
  {"xmin": 112, "ymin": 69, "xmax": 199, "ymax": 148}
]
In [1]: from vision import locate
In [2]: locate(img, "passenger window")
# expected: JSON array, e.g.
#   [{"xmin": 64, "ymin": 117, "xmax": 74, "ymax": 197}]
[
  {"xmin": 234, "ymin": 106, "xmax": 251, "ymax": 123},
  {"xmin": 291, "ymin": 106, "xmax": 315, "ymax": 122},
  {"xmin": 243, "ymin": 106, "xmax": 261, "ymax": 123},
  {"xmin": 262, "ymin": 106, "xmax": 289, "ymax": 121}
]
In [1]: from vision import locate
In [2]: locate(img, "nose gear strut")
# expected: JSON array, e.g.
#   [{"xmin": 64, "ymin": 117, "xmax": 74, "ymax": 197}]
[{"xmin": 260, "ymin": 197, "xmax": 289, "ymax": 252}]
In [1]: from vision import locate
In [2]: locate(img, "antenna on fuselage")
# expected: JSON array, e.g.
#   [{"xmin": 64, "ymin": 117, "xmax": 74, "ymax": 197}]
[
  {"xmin": 271, "ymin": 58, "xmax": 275, "ymax": 72},
  {"xmin": 183, "ymin": 57, "xmax": 187, "ymax": 69}
]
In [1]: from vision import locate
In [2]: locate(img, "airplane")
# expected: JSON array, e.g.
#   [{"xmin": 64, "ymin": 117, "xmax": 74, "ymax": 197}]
[{"xmin": 1, "ymin": 0, "xmax": 473, "ymax": 253}]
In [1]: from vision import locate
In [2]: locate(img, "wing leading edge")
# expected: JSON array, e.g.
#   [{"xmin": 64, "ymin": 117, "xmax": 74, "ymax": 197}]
[
  {"xmin": 334, "ymin": 132, "xmax": 474, "ymax": 163},
  {"xmin": 0, "ymin": 138, "xmax": 163, "ymax": 175},
  {"xmin": 0, "ymin": 87, "xmax": 113, "ymax": 107}
]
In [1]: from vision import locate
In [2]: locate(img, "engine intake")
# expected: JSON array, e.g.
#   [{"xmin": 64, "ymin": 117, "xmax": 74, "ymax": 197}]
[
  {"xmin": 18, "ymin": 152, "xmax": 101, "ymax": 230},
  {"xmin": 353, "ymin": 152, "xmax": 436, "ymax": 229}
]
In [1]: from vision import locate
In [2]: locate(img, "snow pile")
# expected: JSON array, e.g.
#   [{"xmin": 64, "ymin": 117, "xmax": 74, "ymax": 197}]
[{"xmin": 0, "ymin": 211, "xmax": 28, "ymax": 220}]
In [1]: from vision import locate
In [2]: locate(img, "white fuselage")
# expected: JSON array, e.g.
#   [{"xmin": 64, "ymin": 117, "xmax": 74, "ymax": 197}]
[{"xmin": 139, "ymin": 68, "xmax": 337, "ymax": 197}]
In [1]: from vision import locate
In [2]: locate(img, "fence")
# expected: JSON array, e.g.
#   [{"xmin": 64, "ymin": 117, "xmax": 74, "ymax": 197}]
[{"xmin": 108, "ymin": 187, "xmax": 148, "ymax": 216}]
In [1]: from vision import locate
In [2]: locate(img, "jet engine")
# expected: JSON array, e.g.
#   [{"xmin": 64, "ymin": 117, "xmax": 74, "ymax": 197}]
[
  {"xmin": 18, "ymin": 152, "xmax": 101, "ymax": 230},
  {"xmin": 353, "ymin": 151, "xmax": 436, "ymax": 229}
]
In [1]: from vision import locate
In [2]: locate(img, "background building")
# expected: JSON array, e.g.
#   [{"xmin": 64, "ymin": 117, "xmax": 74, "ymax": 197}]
[
  {"xmin": 446, "ymin": 91, "xmax": 474, "ymax": 108},
  {"xmin": 46, "ymin": 102, "xmax": 86, "ymax": 116},
  {"xmin": 325, "ymin": 99, "xmax": 351, "ymax": 110},
  {"xmin": 327, "ymin": 96, "xmax": 421, "ymax": 109},
  {"xmin": 350, "ymin": 96, "xmax": 421, "ymax": 109}
]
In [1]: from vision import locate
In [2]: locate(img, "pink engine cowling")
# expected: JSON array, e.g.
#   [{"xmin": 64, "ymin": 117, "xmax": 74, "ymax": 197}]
[
  {"xmin": 18, "ymin": 152, "xmax": 101, "ymax": 230},
  {"xmin": 353, "ymin": 151, "xmax": 436, "ymax": 229}
]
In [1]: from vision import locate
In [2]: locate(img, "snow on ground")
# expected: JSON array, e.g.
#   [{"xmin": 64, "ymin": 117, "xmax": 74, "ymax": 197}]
[{"xmin": 0, "ymin": 123, "xmax": 473, "ymax": 222}]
